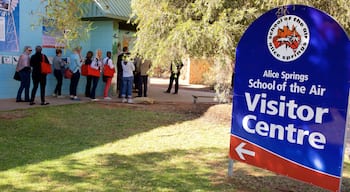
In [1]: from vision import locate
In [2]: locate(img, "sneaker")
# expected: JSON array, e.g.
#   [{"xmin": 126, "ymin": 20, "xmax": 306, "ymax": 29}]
[
  {"xmin": 72, "ymin": 96, "xmax": 80, "ymax": 101},
  {"xmin": 91, "ymin": 98, "xmax": 99, "ymax": 101},
  {"xmin": 104, "ymin": 97, "xmax": 112, "ymax": 100},
  {"xmin": 127, "ymin": 98, "xmax": 133, "ymax": 103},
  {"xmin": 122, "ymin": 98, "xmax": 127, "ymax": 103},
  {"xmin": 52, "ymin": 93, "xmax": 57, "ymax": 97}
]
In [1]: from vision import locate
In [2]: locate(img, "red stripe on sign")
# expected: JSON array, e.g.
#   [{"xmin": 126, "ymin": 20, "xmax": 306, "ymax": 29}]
[{"xmin": 229, "ymin": 135, "xmax": 341, "ymax": 192}]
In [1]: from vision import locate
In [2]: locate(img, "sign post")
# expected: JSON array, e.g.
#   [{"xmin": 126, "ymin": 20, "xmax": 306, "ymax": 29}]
[{"xmin": 229, "ymin": 5, "xmax": 350, "ymax": 192}]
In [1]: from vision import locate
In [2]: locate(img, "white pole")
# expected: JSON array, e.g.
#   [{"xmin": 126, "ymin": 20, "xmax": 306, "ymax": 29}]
[{"xmin": 228, "ymin": 158, "xmax": 234, "ymax": 177}]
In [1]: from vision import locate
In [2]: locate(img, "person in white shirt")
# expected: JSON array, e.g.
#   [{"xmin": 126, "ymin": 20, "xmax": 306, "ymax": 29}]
[
  {"xmin": 121, "ymin": 56, "xmax": 135, "ymax": 103},
  {"xmin": 89, "ymin": 49, "xmax": 103, "ymax": 101},
  {"xmin": 102, "ymin": 51, "xmax": 115, "ymax": 100}
]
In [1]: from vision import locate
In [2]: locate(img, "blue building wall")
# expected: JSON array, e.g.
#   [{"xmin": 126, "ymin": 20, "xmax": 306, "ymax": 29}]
[{"xmin": 0, "ymin": 1, "xmax": 117, "ymax": 99}]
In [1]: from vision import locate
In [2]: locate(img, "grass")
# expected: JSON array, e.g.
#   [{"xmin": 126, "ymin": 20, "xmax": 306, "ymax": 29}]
[{"xmin": 0, "ymin": 102, "xmax": 349, "ymax": 192}]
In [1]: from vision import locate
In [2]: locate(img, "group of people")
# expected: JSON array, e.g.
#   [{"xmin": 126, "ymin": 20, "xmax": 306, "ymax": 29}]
[
  {"xmin": 15, "ymin": 45, "xmax": 154, "ymax": 105},
  {"xmin": 116, "ymin": 47, "xmax": 152, "ymax": 103},
  {"xmin": 16, "ymin": 45, "xmax": 51, "ymax": 105},
  {"xmin": 53, "ymin": 47, "xmax": 114, "ymax": 101}
]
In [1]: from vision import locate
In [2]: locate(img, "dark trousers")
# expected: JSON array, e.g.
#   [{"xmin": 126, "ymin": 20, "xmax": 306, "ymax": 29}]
[
  {"xmin": 85, "ymin": 76, "xmax": 92, "ymax": 97},
  {"xmin": 16, "ymin": 69, "xmax": 31, "ymax": 101},
  {"xmin": 134, "ymin": 73, "xmax": 140, "ymax": 91},
  {"xmin": 90, "ymin": 76, "xmax": 99, "ymax": 99},
  {"xmin": 54, "ymin": 69, "xmax": 63, "ymax": 95},
  {"xmin": 138, "ymin": 75, "xmax": 148, "ymax": 97},
  {"xmin": 117, "ymin": 73, "xmax": 123, "ymax": 97},
  {"xmin": 70, "ymin": 71, "xmax": 80, "ymax": 96},
  {"xmin": 166, "ymin": 72, "xmax": 180, "ymax": 93},
  {"xmin": 31, "ymin": 75, "xmax": 47, "ymax": 103}
]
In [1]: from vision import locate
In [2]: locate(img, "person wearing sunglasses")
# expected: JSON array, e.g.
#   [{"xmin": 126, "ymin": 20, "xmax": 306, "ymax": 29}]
[{"xmin": 15, "ymin": 46, "xmax": 32, "ymax": 102}]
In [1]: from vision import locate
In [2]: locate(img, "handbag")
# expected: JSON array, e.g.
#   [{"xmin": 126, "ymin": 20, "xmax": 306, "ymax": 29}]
[
  {"xmin": 41, "ymin": 54, "xmax": 52, "ymax": 74},
  {"xmin": 81, "ymin": 64, "xmax": 100, "ymax": 77},
  {"xmin": 13, "ymin": 71, "xmax": 20, "ymax": 81},
  {"xmin": 64, "ymin": 68, "xmax": 73, "ymax": 79},
  {"xmin": 103, "ymin": 65, "xmax": 115, "ymax": 77}
]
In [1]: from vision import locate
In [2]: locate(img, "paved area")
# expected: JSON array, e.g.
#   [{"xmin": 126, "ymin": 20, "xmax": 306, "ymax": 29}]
[{"xmin": 0, "ymin": 78, "xmax": 217, "ymax": 111}]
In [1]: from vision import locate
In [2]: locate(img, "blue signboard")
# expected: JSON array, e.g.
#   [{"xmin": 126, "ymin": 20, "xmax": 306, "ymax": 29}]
[{"xmin": 229, "ymin": 5, "xmax": 350, "ymax": 192}]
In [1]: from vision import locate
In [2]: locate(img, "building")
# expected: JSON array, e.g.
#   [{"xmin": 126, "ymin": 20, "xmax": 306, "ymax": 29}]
[{"xmin": 0, "ymin": 0, "xmax": 135, "ymax": 99}]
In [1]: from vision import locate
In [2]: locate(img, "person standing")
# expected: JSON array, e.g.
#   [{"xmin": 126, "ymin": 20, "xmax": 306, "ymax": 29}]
[
  {"xmin": 89, "ymin": 49, "xmax": 103, "ymax": 101},
  {"xmin": 52, "ymin": 48, "xmax": 66, "ymax": 98},
  {"xmin": 121, "ymin": 56, "xmax": 135, "ymax": 103},
  {"xmin": 103, "ymin": 51, "xmax": 114, "ymax": 100},
  {"xmin": 117, "ymin": 46, "xmax": 129, "ymax": 98},
  {"xmin": 84, "ymin": 51, "xmax": 93, "ymax": 97},
  {"xmin": 133, "ymin": 54, "xmax": 142, "ymax": 93},
  {"xmin": 137, "ymin": 58, "xmax": 151, "ymax": 97},
  {"xmin": 29, "ymin": 45, "xmax": 50, "ymax": 105},
  {"xmin": 164, "ymin": 59, "xmax": 184, "ymax": 94},
  {"xmin": 15, "ymin": 46, "xmax": 32, "ymax": 102},
  {"xmin": 69, "ymin": 46, "xmax": 83, "ymax": 101}
]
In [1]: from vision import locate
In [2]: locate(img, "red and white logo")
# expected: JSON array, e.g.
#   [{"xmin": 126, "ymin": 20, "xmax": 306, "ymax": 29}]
[{"xmin": 267, "ymin": 15, "xmax": 310, "ymax": 62}]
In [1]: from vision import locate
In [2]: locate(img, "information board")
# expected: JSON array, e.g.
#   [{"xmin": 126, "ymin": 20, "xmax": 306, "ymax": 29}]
[{"xmin": 229, "ymin": 5, "xmax": 350, "ymax": 192}]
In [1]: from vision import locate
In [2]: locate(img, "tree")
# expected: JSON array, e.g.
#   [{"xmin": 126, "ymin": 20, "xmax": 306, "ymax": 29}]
[
  {"xmin": 37, "ymin": 0, "xmax": 94, "ymax": 49},
  {"xmin": 42, "ymin": 0, "xmax": 349, "ymax": 99},
  {"xmin": 130, "ymin": 0, "xmax": 349, "ymax": 100}
]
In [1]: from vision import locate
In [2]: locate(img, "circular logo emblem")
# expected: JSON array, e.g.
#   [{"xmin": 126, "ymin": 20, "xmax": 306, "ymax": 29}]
[{"xmin": 267, "ymin": 15, "xmax": 310, "ymax": 62}]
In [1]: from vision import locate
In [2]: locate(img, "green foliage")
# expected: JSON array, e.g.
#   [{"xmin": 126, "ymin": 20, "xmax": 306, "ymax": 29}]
[
  {"xmin": 130, "ymin": 0, "xmax": 349, "ymax": 100},
  {"xmin": 39, "ymin": 0, "xmax": 95, "ymax": 50},
  {"xmin": 41, "ymin": 0, "xmax": 349, "ymax": 98}
]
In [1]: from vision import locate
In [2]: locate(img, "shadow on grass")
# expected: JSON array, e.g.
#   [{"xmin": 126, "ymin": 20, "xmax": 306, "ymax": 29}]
[
  {"xmin": 0, "ymin": 148, "xmax": 224, "ymax": 191},
  {"xmin": 1, "ymin": 145, "xmax": 349, "ymax": 192},
  {"xmin": 0, "ymin": 102, "xmax": 213, "ymax": 172}
]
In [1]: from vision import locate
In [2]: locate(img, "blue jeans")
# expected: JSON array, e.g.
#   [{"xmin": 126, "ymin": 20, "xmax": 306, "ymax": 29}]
[
  {"xmin": 16, "ymin": 68, "xmax": 31, "ymax": 101},
  {"xmin": 121, "ymin": 76, "xmax": 134, "ymax": 98}
]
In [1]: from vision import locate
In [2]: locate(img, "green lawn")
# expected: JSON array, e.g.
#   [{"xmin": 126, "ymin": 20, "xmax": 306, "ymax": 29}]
[{"xmin": 0, "ymin": 103, "xmax": 349, "ymax": 192}]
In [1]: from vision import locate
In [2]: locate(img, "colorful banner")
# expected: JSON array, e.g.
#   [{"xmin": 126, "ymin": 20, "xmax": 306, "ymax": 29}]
[{"xmin": 42, "ymin": 18, "xmax": 65, "ymax": 48}]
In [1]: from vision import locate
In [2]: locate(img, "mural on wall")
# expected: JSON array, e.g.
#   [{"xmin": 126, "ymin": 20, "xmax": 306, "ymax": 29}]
[
  {"xmin": 0, "ymin": 0, "xmax": 19, "ymax": 52},
  {"xmin": 112, "ymin": 23, "xmax": 136, "ymax": 60},
  {"xmin": 42, "ymin": 18, "xmax": 65, "ymax": 48}
]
